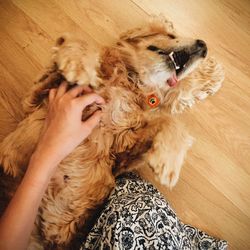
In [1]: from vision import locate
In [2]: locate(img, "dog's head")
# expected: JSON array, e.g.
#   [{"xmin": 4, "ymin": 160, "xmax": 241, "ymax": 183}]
[{"xmin": 117, "ymin": 16, "xmax": 207, "ymax": 89}]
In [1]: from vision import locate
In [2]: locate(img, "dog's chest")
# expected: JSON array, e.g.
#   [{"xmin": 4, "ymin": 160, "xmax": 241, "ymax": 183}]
[{"xmin": 102, "ymin": 86, "xmax": 144, "ymax": 129}]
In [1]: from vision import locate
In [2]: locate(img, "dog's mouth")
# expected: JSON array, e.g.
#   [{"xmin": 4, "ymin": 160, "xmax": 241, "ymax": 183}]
[
  {"xmin": 166, "ymin": 43, "xmax": 207, "ymax": 87},
  {"xmin": 166, "ymin": 50, "xmax": 190, "ymax": 87},
  {"xmin": 170, "ymin": 50, "xmax": 190, "ymax": 74},
  {"xmin": 147, "ymin": 40, "xmax": 207, "ymax": 88}
]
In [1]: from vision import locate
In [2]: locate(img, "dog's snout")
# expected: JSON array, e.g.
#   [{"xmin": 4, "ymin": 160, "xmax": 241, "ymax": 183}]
[{"xmin": 195, "ymin": 39, "xmax": 207, "ymax": 57}]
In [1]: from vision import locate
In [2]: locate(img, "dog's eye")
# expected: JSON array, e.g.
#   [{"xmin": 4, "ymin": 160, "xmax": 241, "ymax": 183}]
[
  {"xmin": 167, "ymin": 34, "xmax": 176, "ymax": 39},
  {"xmin": 158, "ymin": 50, "xmax": 167, "ymax": 55},
  {"xmin": 147, "ymin": 45, "xmax": 160, "ymax": 52},
  {"xmin": 147, "ymin": 45, "xmax": 167, "ymax": 55}
]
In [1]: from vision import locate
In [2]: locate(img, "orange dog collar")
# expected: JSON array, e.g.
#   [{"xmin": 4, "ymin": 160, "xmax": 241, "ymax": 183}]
[{"xmin": 147, "ymin": 94, "xmax": 160, "ymax": 108}]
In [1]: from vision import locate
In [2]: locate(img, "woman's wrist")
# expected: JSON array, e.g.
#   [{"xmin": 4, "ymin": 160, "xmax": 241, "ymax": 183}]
[
  {"xmin": 27, "ymin": 149, "xmax": 61, "ymax": 186},
  {"xmin": 33, "ymin": 137, "xmax": 65, "ymax": 165}
]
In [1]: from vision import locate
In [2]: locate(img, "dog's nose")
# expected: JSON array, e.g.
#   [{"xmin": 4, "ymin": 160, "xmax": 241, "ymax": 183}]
[
  {"xmin": 196, "ymin": 39, "xmax": 206, "ymax": 48},
  {"xmin": 196, "ymin": 39, "xmax": 207, "ymax": 57}
]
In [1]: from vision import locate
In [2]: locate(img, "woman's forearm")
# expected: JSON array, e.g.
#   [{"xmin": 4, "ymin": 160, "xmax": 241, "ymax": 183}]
[
  {"xmin": 0, "ymin": 84, "xmax": 103, "ymax": 250},
  {"xmin": 0, "ymin": 153, "xmax": 58, "ymax": 250}
]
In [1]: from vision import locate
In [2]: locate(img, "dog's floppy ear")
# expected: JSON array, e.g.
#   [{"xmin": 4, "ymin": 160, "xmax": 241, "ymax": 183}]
[
  {"xmin": 119, "ymin": 14, "xmax": 176, "ymax": 43},
  {"xmin": 149, "ymin": 14, "xmax": 176, "ymax": 35},
  {"xmin": 119, "ymin": 26, "xmax": 153, "ymax": 43}
]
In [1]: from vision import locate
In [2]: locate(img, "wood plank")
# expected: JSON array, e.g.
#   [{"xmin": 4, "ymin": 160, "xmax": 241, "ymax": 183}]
[
  {"xmin": 133, "ymin": 1, "xmax": 250, "ymax": 248},
  {"xmin": 0, "ymin": 0, "xmax": 249, "ymax": 249}
]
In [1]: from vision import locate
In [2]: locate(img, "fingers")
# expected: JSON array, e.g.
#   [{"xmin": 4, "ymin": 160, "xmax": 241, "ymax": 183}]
[
  {"xmin": 75, "ymin": 93, "xmax": 105, "ymax": 109},
  {"xmin": 56, "ymin": 81, "xmax": 68, "ymax": 99},
  {"xmin": 66, "ymin": 85, "xmax": 92, "ymax": 98},
  {"xmin": 48, "ymin": 83, "xmax": 103, "ymax": 113},
  {"xmin": 82, "ymin": 110, "xmax": 102, "ymax": 133},
  {"xmin": 48, "ymin": 89, "xmax": 57, "ymax": 103},
  {"xmin": 80, "ymin": 86, "xmax": 93, "ymax": 94}
]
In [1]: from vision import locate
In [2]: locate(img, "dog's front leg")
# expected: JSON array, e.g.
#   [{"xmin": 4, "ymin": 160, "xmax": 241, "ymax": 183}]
[
  {"xmin": 52, "ymin": 35, "xmax": 101, "ymax": 88},
  {"xmin": 144, "ymin": 118, "xmax": 193, "ymax": 189},
  {"xmin": 170, "ymin": 57, "xmax": 224, "ymax": 114}
]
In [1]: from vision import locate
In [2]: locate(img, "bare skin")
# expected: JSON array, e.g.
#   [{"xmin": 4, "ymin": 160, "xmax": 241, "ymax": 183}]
[{"xmin": 0, "ymin": 83, "xmax": 104, "ymax": 250}]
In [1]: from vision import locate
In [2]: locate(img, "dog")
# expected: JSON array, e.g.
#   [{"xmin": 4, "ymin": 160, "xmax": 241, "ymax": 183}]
[{"xmin": 0, "ymin": 16, "xmax": 224, "ymax": 249}]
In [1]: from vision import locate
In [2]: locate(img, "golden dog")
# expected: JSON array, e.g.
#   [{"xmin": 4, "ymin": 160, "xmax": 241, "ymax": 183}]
[{"xmin": 0, "ymin": 16, "xmax": 224, "ymax": 249}]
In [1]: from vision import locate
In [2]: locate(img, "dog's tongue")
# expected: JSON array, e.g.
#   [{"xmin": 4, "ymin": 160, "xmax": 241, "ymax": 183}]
[{"xmin": 167, "ymin": 73, "xmax": 178, "ymax": 87}]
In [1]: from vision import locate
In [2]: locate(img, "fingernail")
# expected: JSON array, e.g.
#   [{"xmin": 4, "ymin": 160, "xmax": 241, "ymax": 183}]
[{"xmin": 99, "ymin": 96, "xmax": 105, "ymax": 102}]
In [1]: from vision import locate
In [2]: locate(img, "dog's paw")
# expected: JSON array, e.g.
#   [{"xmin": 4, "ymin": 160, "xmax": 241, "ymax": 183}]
[
  {"xmin": 147, "ymin": 155, "xmax": 180, "ymax": 189},
  {"xmin": 0, "ymin": 155, "xmax": 19, "ymax": 177},
  {"xmin": 195, "ymin": 81, "xmax": 222, "ymax": 100},
  {"xmin": 170, "ymin": 91, "xmax": 196, "ymax": 114},
  {"xmin": 52, "ymin": 35, "xmax": 101, "ymax": 88},
  {"xmin": 146, "ymin": 127, "xmax": 193, "ymax": 189},
  {"xmin": 173, "ymin": 95, "xmax": 195, "ymax": 113},
  {"xmin": 0, "ymin": 141, "xmax": 23, "ymax": 177},
  {"xmin": 194, "ymin": 57, "xmax": 225, "ymax": 100}
]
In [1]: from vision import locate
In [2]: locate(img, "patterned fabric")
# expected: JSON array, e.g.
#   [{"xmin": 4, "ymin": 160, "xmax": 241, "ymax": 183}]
[{"xmin": 81, "ymin": 173, "xmax": 228, "ymax": 250}]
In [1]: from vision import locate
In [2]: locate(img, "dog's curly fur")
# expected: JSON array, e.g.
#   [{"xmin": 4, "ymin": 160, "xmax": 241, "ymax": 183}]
[{"xmin": 0, "ymin": 16, "xmax": 224, "ymax": 249}]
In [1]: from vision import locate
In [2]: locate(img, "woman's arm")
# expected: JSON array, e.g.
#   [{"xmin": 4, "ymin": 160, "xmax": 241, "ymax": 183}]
[{"xmin": 0, "ymin": 82, "xmax": 104, "ymax": 250}]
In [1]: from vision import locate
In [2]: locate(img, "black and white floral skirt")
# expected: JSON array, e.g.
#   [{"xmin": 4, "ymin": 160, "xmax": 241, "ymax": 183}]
[{"xmin": 81, "ymin": 173, "xmax": 227, "ymax": 250}]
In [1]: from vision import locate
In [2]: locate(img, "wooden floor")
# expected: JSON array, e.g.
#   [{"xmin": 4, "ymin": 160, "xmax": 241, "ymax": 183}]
[{"xmin": 0, "ymin": 0, "xmax": 249, "ymax": 249}]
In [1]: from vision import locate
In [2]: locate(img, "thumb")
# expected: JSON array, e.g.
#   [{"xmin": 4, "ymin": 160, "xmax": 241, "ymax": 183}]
[{"xmin": 82, "ymin": 110, "xmax": 102, "ymax": 134}]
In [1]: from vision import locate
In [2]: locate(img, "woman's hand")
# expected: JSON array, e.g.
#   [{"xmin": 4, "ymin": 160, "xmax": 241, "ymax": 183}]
[
  {"xmin": 0, "ymin": 82, "xmax": 105, "ymax": 250},
  {"xmin": 33, "ymin": 82, "xmax": 105, "ymax": 168}
]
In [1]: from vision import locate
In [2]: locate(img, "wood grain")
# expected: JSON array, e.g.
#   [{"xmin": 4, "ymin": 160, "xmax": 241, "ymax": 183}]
[{"xmin": 0, "ymin": 0, "xmax": 249, "ymax": 249}]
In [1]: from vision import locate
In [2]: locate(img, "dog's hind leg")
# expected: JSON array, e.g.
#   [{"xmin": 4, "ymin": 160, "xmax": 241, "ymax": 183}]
[
  {"xmin": 0, "ymin": 66, "xmax": 65, "ymax": 177},
  {"xmin": 144, "ymin": 118, "xmax": 193, "ymax": 189},
  {"xmin": 0, "ymin": 109, "xmax": 46, "ymax": 177},
  {"xmin": 169, "ymin": 57, "xmax": 225, "ymax": 114},
  {"xmin": 38, "ymin": 154, "xmax": 115, "ymax": 248}
]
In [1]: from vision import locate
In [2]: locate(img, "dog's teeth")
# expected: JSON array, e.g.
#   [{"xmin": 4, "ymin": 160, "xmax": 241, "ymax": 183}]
[
  {"xmin": 169, "ymin": 52, "xmax": 175, "ymax": 63},
  {"xmin": 169, "ymin": 51, "xmax": 179, "ymax": 70}
]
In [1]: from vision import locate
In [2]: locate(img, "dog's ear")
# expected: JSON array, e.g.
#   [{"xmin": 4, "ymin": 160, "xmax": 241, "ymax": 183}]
[
  {"xmin": 119, "ymin": 26, "xmax": 153, "ymax": 44},
  {"xmin": 119, "ymin": 14, "xmax": 176, "ymax": 43},
  {"xmin": 149, "ymin": 14, "xmax": 176, "ymax": 35}
]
